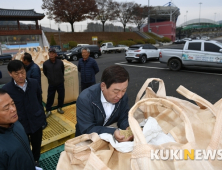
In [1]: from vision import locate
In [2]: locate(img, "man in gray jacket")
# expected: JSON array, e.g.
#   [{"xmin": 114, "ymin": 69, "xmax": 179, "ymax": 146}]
[{"xmin": 43, "ymin": 48, "xmax": 65, "ymax": 117}]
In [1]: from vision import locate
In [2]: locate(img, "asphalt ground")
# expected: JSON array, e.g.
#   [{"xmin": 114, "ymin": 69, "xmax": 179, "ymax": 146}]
[
  {"xmin": 71, "ymin": 51, "xmax": 222, "ymax": 108},
  {"xmin": 1, "ymin": 41, "xmax": 222, "ymax": 108}
]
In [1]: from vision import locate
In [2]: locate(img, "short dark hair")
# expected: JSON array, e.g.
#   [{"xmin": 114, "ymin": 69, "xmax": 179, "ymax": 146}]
[
  {"xmin": 0, "ymin": 89, "xmax": 7, "ymax": 96},
  {"xmin": 7, "ymin": 60, "xmax": 25, "ymax": 73},
  {"xmin": 23, "ymin": 52, "xmax": 32, "ymax": 62},
  {"xmin": 101, "ymin": 65, "xmax": 129, "ymax": 89},
  {"xmin": 48, "ymin": 48, "xmax": 56, "ymax": 53}
]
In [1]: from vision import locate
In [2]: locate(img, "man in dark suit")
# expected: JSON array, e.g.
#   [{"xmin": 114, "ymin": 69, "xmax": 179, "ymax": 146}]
[{"xmin": 2, "ymin": 60, "xmax": 46, "ymax": 167}]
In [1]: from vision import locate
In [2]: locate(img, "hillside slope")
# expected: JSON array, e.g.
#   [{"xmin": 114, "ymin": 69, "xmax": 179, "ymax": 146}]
[{"xmin": 45, "ymin": 32, "xmax": 144, "ymax": 46}]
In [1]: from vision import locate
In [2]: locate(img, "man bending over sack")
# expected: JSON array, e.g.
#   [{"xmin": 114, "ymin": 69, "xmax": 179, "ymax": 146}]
[{"xmin": 75, "ymin": 65, "xmax": 133, "ymax": 142}]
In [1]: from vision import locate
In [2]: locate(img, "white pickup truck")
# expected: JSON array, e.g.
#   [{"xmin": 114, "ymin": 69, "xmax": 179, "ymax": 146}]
[
  {"xmin": 159, "ymin": 40, "xmax": 222, "ymax": 71},
  {"xmin": 100, "ymin": 42, "xmax": 128, "ymax": 53}
]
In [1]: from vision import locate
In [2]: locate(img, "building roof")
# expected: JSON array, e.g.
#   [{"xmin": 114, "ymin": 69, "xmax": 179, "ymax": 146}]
[
  {"xmin": 149, "ymin": 6, "xmax": 180, "ymax": 23},
  {"xmin": 218, "ymin": 20, "xmax": 222, "ymax": 24},
  {"xmin": 0, "ymin": 8, "xmax": 45, "ymax": 20},
  {"xmin": 180, "ymin": 18, "xmax": 218, "ymax": 27}
]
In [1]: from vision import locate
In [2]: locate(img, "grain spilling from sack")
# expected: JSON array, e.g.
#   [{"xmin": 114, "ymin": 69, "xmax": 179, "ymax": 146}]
[{"xmin": 119, "ymin": 128, "xmax": 133, "ymax": 139}]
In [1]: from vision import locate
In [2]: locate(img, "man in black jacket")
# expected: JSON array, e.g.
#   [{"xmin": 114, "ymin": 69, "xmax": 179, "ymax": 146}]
[
  {"xmin": 43, "ymin": 48, "xmax": 65, "ymax": 117},
  {"xmin": 22, "ymin": 52, "xmax": 48, "ymax": 130},
  {"xmin": 0, "ymin": 89, "xmax": 36, "ymax": 170},
  {"xmin": 2, "ymin": 60, "xmax": 46, "ymax": 167},
  {"xmin": 22, "ymin": 52, "xmax": 41, "ymax": 89}
]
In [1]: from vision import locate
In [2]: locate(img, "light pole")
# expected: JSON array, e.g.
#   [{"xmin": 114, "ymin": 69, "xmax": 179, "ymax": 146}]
[
  {"xmin": 214, "ymin": 13, "xmax": 217, "ymax": 24},
  {"xmin": 147, "ymin": 0, "xmax": 150, "ymax": 32},
  {"xmin": 186, "ymin": 11, "xmax": 188, "ymax": 25},
  {"xmin": 184, "ymin": 15, "xmax": 186, "ymax": 26},
  {"xmin": 199, "ymin": 2, "xmax": 202, "ymax": 26},
  {"xmin": 58, "ymin": 24, "xmax": 61, "ymax": 48}
]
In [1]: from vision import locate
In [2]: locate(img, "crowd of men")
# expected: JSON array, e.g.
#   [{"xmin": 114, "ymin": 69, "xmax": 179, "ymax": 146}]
[{"xmin": 0, "ymin": 46, "xmax": 133, "ymax": 169}]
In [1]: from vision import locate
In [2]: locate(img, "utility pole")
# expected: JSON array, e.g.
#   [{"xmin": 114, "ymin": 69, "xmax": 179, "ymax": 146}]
[
  {"xmin": 58, "ymin": 24, "xmax": 61, "ymax": 48},
  {"xmin": 184, "ymin": 15, "xmax": 186, "ymax": 26},
  {"xmin": 147, "ymin": 0, "xmax": 150, "ymax": 32},
  {"xmin": 199, "ymin": 2, "xmax": 202, "ymax": 26},
  {"xmin": 186, "ymin": 11, "xmax": 188, "ymax": 25},
  {"xmin": 214, "ymin": 13, "xmax": 217, "ymax": 24}
]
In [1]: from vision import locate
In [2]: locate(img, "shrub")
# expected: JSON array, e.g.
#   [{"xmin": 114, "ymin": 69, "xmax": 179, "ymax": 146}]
[
  {"xmin": 162, "ymin": 37, "xmax": 171, "ymax": 43},
  {"xmin": 144, "ymin": 39, "xmax": 156, "ymax": 44},
  {"xmin": 98, "ymin": 40, "xmax": 103, "ymax": 45},
  {"xmin": 50, "ymin": 35, "xmax": 56, "ymax": 46},
  {"xmin": 134, "ymin": 39, "xmax": 145, "ymax": 44},
  {"xmin": 118, "ymin": 40, "xmax": 136, "ymax": 47},
  {"xmin": 68, "ymin": 41, "xmax": 77, "ymax": 49}
]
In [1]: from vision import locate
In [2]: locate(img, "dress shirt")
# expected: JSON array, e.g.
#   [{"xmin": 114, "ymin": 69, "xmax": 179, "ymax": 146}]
[
  {"xmin": 101, "ymin": 91, "xmax": 115, "ymax": 125},
  {"xmin": 14, "ymin": 79, "xmax": 28, "ymax": 92}
]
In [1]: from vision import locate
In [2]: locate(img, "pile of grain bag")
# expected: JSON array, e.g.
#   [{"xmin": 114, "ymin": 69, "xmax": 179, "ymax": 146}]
[{"xmin": 14, "ymin": 46, "xmax": 79, "ymax": 105}]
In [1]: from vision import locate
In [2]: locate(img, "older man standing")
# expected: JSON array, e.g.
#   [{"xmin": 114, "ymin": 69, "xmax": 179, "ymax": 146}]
[
  {"xmin": 2, "ymin": 60, "xmax": 46, "ymax": 167},
  {"xmin": 78, "ymin": 47, "xmax": 99, "ymax": 91},
  {"xmin": 0, "ymin": 89, "xmax": 36, "ymax": 170},
  {"xmin": 43, "ymin": 48, "xmax": 65, "ymax": 117}
]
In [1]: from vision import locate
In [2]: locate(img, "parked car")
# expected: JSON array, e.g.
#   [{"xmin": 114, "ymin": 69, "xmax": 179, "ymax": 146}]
[
  {"xmin": 100, "ymin": 42, "xmax": 128, "ymax": 53},
  {"xmin": 77, "ymin": 44, "xmax": 89, "ymax": 47},
  {"xmin": 183, "ymin": 38, "xmax": 192, "ymax": 41},
  {"xmin": 201, "ymin": 36, "xmax": 210, "ymax": 40},
  {"xmin": 173, "ymin": 39, "xmax": 186, "ymax": 44},
  {"xmin": 63, "ymin": 45, "xmax": 101, "ymax": 61},
  {"xmin": 125, "ymin": 44, "xmax": 159, "ymax": 63},
  {"xmin": 0, "ymin": 54, "xmax": 12, "ymax": 65},
  {"xmin": 50, "ymin": 45, "xmax": 66, "ymax": 59},
  {"xmin": 115, "ymin": 44, "xmax": 129, "ymax": 52},
  {"xmin": 159, "ymin": 40, "xmax": 222, "ymax": 71}
]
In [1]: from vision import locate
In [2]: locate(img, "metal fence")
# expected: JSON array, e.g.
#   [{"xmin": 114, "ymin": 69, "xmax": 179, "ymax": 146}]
[{"xmin": 40, "ymin": 23, "xmax": 134, "ymax": 33}]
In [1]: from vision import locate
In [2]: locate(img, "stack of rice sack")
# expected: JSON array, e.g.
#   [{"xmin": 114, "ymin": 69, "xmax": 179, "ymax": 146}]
[{"xmin": 14, "ymin": 46, "xmax": 79, "ymax": 105}]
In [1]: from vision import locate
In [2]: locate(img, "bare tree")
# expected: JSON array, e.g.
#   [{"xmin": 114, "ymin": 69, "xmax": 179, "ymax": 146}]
[
  {"xmin": 132, "ymin": 5, "xmax": 150, "ymax": 31},
  {"xmin": 95, "ymin": 0, "xmax": 117, "ymax": 32},
  {"xmin": 42, "ymin": 0, "xmax": 98, "ymax": 32},
  {"xmin": 115, "ymin": 2, "xmax": 136, "ymax": 32}
]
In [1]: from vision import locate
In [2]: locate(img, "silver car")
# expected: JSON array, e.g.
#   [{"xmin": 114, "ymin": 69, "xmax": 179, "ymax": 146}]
[{"xmin": 159, "ymin": 40, "xmax": 222, "ymax": 71}]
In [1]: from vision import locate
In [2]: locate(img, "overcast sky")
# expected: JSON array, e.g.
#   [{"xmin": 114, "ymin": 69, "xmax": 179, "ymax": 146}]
[{"xmin": 1, "ymin": 0, "xmax": 222, "ymax": 29}]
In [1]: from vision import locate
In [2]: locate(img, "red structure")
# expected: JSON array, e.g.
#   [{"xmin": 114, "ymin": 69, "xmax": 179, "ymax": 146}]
[
  {"xmin": 141, "ymin": 3, "xmax": 180, "ymax": 42},
  {"xmin": 143, "ymin": 21, "xmax": 176, "ymax": 41}
]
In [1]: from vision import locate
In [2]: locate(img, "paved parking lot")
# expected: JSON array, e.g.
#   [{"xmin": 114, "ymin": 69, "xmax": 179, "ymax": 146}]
[
  {"xmin": 71, "ymin": 51, "xmax": 222, "ymax": 108},
  {"xmin": 0, "ymin": 43, "xmax": 222, "ymax": 108}
]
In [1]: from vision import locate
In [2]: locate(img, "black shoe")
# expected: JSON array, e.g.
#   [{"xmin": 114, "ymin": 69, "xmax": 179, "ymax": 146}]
[{"xmin": 42, "ymin": 122, "xmax": 48, "ymax": 130}]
